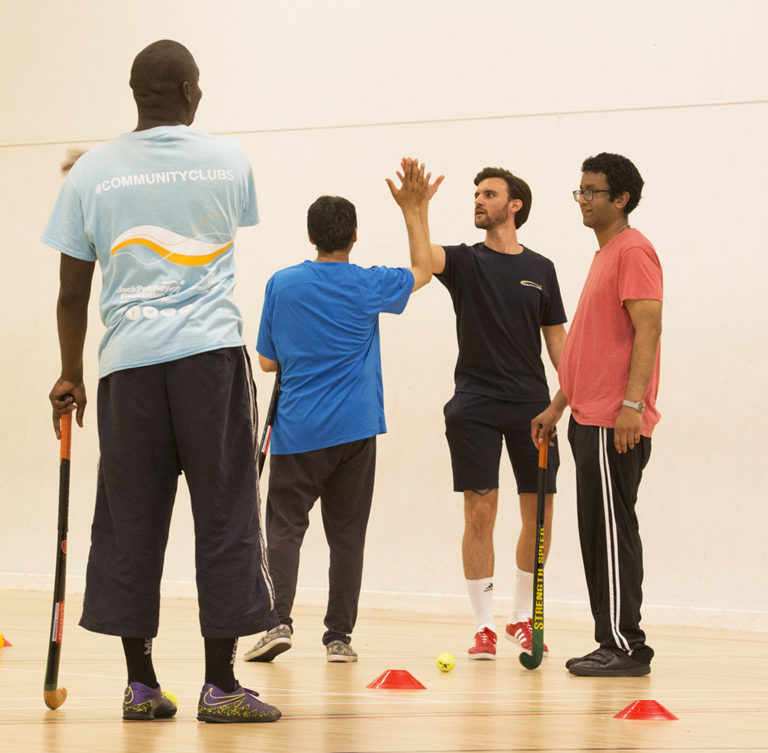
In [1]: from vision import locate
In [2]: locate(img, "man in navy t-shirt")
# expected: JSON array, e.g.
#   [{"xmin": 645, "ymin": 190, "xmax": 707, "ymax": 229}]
[
  {"xmin": 245, "ymin": 159, "xmax": 436, "ymax": 663},
  {"xmin": 431, "ymin": 167, "xmax": 567, "ymax": 660}
]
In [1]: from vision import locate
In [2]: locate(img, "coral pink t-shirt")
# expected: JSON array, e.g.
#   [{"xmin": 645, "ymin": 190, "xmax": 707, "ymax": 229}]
[{"xmin": 559, "ymin": 228, "xmax": 663, "ymax": 437}]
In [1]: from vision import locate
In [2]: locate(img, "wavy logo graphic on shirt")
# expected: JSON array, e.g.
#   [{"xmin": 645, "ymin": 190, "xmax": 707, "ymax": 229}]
[{"xmin": 110, "ymin": 217, "xmax": 232, "ymax": 267}]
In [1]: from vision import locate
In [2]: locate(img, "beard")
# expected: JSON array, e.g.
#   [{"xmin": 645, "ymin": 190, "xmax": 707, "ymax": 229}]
[{"xmin": 474, "ymin": 204, "xmax": 510, "ymax": 230}]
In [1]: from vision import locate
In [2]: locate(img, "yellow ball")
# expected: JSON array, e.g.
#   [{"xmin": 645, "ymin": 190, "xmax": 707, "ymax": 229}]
[
  {"xmin": 0, "ymin": 631, "xmax": 4, "ymax": 649},
  {"xmin": 436, "ymin": 652, "xmax": 455, "ymax": 672},
  {"xmin": 163, "ymin": 690, "xmax": 178, "ymax": 707}
]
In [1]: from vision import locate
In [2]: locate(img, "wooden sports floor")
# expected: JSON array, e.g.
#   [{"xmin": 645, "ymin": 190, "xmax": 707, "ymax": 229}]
[{"xmin": 1, "ymin": 590, "xmax": 766, "ymax": 752}]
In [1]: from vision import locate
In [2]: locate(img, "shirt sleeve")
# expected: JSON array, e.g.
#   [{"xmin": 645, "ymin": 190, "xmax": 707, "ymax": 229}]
[
  {"xmin": 434, "ymin": 244, "xmax": 460, "ymax": 291},
  {"xmin": 618, "ymin": 244, "xmax": 663, "ymax": 303},
  {"xmin": 41, "ymin": 177, "xmax": 96, "ymax": 262},
  {"xmin": 256, "ymin": 278, "xmax": 277, "ymax": 359},
  {"xmin": 240, "ymin": 164, "xmax": 259, "ymax": 227},
  {"xmin": 543, "ymin": 261, "xmax": 568, "ymax": 325},
  {"xmin": 374, "ymin": 266, "xmax": 414, "ymax": 315}
]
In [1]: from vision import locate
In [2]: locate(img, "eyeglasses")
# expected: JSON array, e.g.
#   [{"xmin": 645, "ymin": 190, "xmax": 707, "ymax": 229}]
[{"xmin": 572, "ymin": 188, "xmax": 611, "ymax": 202}]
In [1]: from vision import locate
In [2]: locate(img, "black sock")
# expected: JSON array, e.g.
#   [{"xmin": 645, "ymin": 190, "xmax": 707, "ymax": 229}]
[
  {"xmin": 121, "ymin": 637, "xmax": 158, "ymax": 688},
  {"xmin": 204, "ymin": 637, "xmax": 238, "ymax": 692}
]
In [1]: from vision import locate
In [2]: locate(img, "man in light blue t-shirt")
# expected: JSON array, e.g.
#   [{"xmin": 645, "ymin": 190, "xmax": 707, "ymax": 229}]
[
  {"xmin": 44, "ymin": 40, "xmax": 280, "ymax": 723},
  {"xmin": 244, "ymin": 160, "xmax": 438, "ymax": 663}
]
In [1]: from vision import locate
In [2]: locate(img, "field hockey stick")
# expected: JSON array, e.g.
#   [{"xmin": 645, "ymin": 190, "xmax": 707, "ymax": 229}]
[
  {"xmin": 519, "ymin": 431, "xmax": 548, "ymax": 670},
  {"xmin": 44, "ymin": 411, "xmax": 71, "ymax": 709},
  {"xmin": 258, "ymin": 365, "xmax": 281, "ymax": 476}
]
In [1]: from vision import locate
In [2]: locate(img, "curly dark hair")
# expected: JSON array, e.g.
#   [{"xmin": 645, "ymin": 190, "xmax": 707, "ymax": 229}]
[
  {"xmin": 307, "ymin": 196, "xmax": 357, "ymax": 253},
  {"xmin": 581, "ymin": 153, "xmax": 644, "ymax": 215},
  {"xmin": 474, "ymin": 167, "xmax": 532, "ymax": 228}
]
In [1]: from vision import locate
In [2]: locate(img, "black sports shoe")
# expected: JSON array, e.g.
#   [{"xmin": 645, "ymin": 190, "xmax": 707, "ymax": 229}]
[
  {"xmin": 567, "ymin": 647, "xmax": 651, "ymax": 677},
  {"xmin": 565, "ymin": 651, "xmax": 592, "ymax": 669}
]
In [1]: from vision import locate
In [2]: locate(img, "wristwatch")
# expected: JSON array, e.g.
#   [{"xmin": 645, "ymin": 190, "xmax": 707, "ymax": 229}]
[{"xmin": 622, "ymin": 399, "xmax": 645, "ymax": 413}]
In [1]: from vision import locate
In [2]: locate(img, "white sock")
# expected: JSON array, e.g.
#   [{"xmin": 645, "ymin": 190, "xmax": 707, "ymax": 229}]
[
  {"xmin": 509, "ymin": 568, "xmax": 534, "ymax": 624},
  {"xmin": 466, "ymin": 577, "xmax": 495, "ymax": 632}
]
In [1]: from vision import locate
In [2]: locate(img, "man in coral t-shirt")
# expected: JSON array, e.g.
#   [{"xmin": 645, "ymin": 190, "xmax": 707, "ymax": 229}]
[{"xmin": 533, "ymin": 152, "xmax": 662, "ymax": 677}]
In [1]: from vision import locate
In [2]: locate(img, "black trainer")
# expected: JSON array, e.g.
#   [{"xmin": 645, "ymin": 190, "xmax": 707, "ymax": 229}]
[
  {"xmin": 566, "ymin": 647, "xmax": 651, "ymax": 677},
  {"xmin": 565, "ymin": 651, "xmax": 592, "ymax": 669}
]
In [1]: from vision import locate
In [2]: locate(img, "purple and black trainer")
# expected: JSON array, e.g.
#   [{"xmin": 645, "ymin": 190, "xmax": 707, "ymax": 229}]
[
  {"xmin": 123, "ymin": 682, "xmax": 177, "ymax": 721},
  {"xmin": 197, "ymin": 681, "xmax": 281, "ymax": 723}
]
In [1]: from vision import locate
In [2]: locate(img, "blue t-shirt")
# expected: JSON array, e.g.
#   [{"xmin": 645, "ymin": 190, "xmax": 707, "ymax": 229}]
[
  {"xmin": 42, "ymin": 126, "xmax": 258, "ymax": 377},
  {"xmin": 257, "ymin": 260, "xmax": 414, "ymax": 454}
]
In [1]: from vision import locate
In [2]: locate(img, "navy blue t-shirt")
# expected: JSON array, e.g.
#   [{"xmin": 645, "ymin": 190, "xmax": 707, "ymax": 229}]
[{"xmin": 436, "ymin": 243, "xmax": 567, "ymax": 403}]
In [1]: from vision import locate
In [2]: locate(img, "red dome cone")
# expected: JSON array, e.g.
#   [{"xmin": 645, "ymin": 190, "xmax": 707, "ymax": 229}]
[
  {"xmin": 367, "ymin": 669, "xmax": 426, "ymax": 689},
  {"xmin": 614, "ymin": 700, "xmax": 678, "ymax": 720}
]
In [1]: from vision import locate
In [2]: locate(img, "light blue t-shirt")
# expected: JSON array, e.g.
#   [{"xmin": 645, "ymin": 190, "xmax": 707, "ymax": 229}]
[
  {"xmin": 42, "ymin": 126, "xmax": 258, "ymax": 377},
  {"xmin": 257, "ymin": 260, "xmax": 414, "ymax": 454}
]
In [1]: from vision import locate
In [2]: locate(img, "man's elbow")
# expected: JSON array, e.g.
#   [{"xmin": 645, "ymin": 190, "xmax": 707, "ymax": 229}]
[
  {"xmin": 430, "ymin": 251, "xmax": 446, "ymax": 275},
  {"xmin": 642, "ymin": 315, "xmax": 663, "ymax": 340},
  {"xmin": 411, "ymin": 269, "xmax": 432, "ymax": 292},
  {"xmin": 258, "ymin": 354, "xmax": 279, "ymax": 372},
  {"xmin": 57, "ymin": 285, "xmax": 90, "ymax": 310}
]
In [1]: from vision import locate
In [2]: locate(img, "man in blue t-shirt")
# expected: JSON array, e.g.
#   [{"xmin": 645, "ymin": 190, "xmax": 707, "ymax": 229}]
[
  {"xmin": 244, "ymin": 159, "xmax": 435, "ymax": 663},
  {"xmin": 431, "ymin": 167, "xmax": 567, "ymax": 661},
  {"xmin": 44, "ymin": 40, "xmax": 280, "ymax": 723}
]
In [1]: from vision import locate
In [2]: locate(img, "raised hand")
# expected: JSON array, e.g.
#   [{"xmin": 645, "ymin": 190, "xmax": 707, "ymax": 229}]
[
  {"xmin": 396, "ymin": 157, "xmax": 444, "ymax": 204},
  {"xmin": 386, "ymin": 158, "xmax": 429, "ymax": 210},
  {"xmin": 425, "ymin": 172, "xmax": 444, "ymax": 201}
]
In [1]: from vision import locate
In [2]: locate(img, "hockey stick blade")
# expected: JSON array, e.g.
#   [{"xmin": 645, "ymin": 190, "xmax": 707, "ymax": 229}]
[{"xmin": 44, "ymin": 688, "xmax": 68, "ymax": 710}]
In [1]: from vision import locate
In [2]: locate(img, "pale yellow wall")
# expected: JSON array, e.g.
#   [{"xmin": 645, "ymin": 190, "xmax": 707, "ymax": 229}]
[{"xmin": 2, "ymin": 0, "xmax": 767, "ymax": 630}]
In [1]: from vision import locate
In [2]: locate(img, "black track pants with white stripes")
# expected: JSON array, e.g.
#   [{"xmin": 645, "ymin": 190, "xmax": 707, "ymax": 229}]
[{"xmin": 568, "ymin": 417, "xmax": 654, "ymax": 662}]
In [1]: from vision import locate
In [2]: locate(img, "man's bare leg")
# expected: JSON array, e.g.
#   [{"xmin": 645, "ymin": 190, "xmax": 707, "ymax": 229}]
[
  {"xmin": 462, "ymin": 488, "xmax": 499, "ymax": 579},
  {"xmin": 463, "ymin": 488, "xmax": 499, "ymax": 658}
]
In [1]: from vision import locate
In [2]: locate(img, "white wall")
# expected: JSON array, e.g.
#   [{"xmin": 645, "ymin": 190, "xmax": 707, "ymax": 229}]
[{"xmin": 2, "ymin": 0, "xmax": 767, "ymax": 632}]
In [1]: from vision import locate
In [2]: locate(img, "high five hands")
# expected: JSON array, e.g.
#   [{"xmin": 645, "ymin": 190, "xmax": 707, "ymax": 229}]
[{"xmin": 386, "ymin": 158, "xmax": 444, "ymax": 207}]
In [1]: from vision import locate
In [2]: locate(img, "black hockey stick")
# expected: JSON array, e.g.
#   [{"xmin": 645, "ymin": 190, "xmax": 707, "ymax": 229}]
[
  {"xmin": 519, "ymin": 433, "xmax": 548, "ymax": 670},
  {"xmin": 258, "ymin": 365, "xmax": 281, "ymax": 475},
  {"xmin": 44, "ymin": 412, "xmax": 71, "ymax": 709}
]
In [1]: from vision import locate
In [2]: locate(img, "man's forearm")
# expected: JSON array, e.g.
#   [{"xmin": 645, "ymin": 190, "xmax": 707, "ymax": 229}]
[
  {"xmin": 542, "ymin": 325, "xmax": 566, "ymax": 369},
  {"xmin": 403, "ymin": 205, "xmax": 431, "ymax": 290},
  {"xmin": 55, "ymin": 255, "xmax": 95, "ymax": 381},
  {"xmin": 623, "ymin": 300, "xmax": 662, "ymax": 402},
  {"xmin": 549, "ymin": 388, "xmax": 569, "ymax": 413},
  {"xmin": 57, "ymin": 293, "xmax": 89, "ymax": 381},
  {"xmin": 624, "ymin": 328, "xmax": 660, "ymax": 401}
]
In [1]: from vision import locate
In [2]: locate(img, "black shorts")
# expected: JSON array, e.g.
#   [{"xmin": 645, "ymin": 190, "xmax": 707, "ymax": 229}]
[
  {"xmin": 443, "ymin": 392, "xmax": 559, "ymax": 494},
  {"xmin": 80, "ymin": 347, "xmax": 277, "ymax": 638}
]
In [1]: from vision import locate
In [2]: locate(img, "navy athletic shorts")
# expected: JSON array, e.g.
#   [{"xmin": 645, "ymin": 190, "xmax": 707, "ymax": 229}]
[{"xmin": 443, "ymin": 391, "xmax": 559, "ymax": 494}]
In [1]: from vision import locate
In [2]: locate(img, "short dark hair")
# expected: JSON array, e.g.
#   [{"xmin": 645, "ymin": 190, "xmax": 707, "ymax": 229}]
[
  {"xmin": 474, "ymin": 167, "xmax": 532, "ymax": 228},
  {"xmin": 307, "ymin": 196, "xmax": 357, "ymax": 253},
  {"xmin": 581, "ymin": 153, "xmax": 644, "ymax": 215},
  {"xmin": 130, "ymin": 40, "xmax": 198, "ymax": 106}
]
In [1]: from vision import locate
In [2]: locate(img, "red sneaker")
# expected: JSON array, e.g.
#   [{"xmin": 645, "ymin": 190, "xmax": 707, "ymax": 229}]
[
  {"xmin": 505, "ymin": 619, "xmax": 549, "ymax": 656},
  {"xmin": 468, "ymin": 627, "xmax": 497, "ymax": 660}
]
